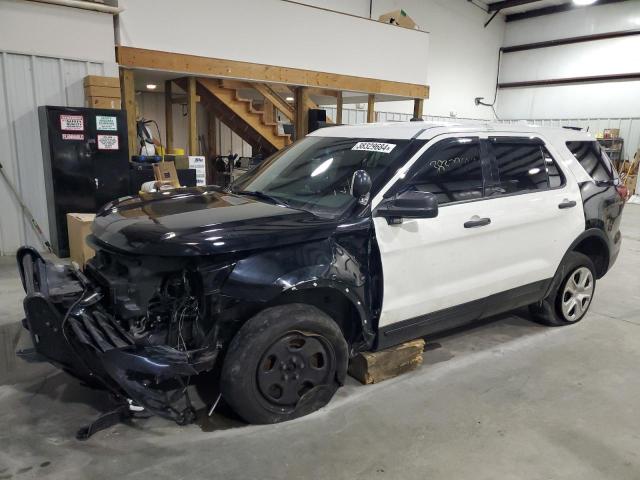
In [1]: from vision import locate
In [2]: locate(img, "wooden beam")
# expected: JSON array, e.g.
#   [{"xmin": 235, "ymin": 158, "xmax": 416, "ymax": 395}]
[
  {"xmin": 336, "ymin": 91, "xmax": 343, "ymax": 124},
  {"xmin": 164, "ymin": 80, "xmax": 173, "ymax": 153},
  {"xmin": 488, "ymin": 0, "xmax": 542, "ymax": 12},
  {"xmin": 413, "ymin": 98, "xmax": 424, "ymax": 119},
  {"xmin": 206, "ymin": 111, "xmax": 217, "ymax": 184},
  {"xmin": 294, "ymin": 87, "xmax": 309, "ymax": 140},
  {"xmin": 506, "ymin": 0, "xmax": 626, "ymax": 21},
  {"xmin": 367, "ymin": 94, "xmax": 375, "ymax": 123},
  {"xmin": 187, "ymin": 77, "xmax": 197, "ymax": 155},
  {"xmin": 307, "ymin": 87, "xmax": 339, "ymax": 97},
  {"xmin": 119, "ymin": 68, "xmax": 137, "ymax": 157},
  {"xmin": 116, "ymin": 46, "xmax": 429, "ymax": 99}
]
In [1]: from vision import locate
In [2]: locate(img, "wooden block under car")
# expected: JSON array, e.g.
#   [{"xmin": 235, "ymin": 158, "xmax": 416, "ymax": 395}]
[
  {"xmin": 348, "ymin": 339, "xmax": 425, "ymax": 384},
  {"xmin": 66, "ymin": 213, "xmax": 96, "ymax": 268}
]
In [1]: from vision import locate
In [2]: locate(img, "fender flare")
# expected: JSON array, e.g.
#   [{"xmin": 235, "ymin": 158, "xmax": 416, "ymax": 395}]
[{"xmin": 542, "ymin": 228, "xmax": 609, "ymax": 298}]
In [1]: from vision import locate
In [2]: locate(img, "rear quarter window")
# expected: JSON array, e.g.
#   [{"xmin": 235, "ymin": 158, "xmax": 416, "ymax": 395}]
[{"xmin": 566, "ymin": 141, "xmax": 617, "ymax": 183}]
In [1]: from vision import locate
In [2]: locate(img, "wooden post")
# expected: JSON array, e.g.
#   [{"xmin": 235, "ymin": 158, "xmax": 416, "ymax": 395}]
[
  {"xmin": 294, "ymin": 87, "xmax": 309, "ymax": 141},
  {"xmin": 263, "ymin": 98, "xmax": 274, "ymax": 124},
  {"xmin": 413, "ymin": 98, "xmax": 424, "ymax": 120},
  {"xmin": 336, "ymin": 91, "xmax": 343, "ymax": 124},
  {"xmin": 119, "ymin": 68, "xmax": 137, "ymax": 158},
  {"xmin": 164, "ymin": 80, "xmax": 173, "ymax": 153},
  {"xmin": 206, "ymin": 111, "xmax": 218, "ymax": 184},
  {"xmin": 367, "ymin": 94, "xmax": 375, "ymax": 123},
  {"xmin": 187, "ymin": 76, "xmax": 197, "ymax": 155}
]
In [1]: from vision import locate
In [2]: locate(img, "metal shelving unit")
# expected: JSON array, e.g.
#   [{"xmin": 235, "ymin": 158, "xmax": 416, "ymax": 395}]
[{"xmin": 598, "ymin": 137, "xmax": 624, "ymax": 165}]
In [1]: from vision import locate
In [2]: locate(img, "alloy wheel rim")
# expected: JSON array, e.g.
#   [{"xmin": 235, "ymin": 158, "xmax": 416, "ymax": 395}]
[
  {"xmin": 257, "ymin": 332, "xmax": 333, "ymax": 407},
  {"xmin": 561, "ymin": 267, "xmax": 594, "ymax": 322}
]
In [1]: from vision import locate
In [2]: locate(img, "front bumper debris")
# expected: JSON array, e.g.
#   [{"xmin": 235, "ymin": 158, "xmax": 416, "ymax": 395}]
[{"xmin": 16, "ymin": 246, "xmax": 219, "ymax": 425}]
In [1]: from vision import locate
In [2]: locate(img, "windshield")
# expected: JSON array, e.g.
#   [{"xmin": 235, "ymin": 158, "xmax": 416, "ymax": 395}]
[{"xmin": 231, "ymin": 136, "xmax": 418, "ymax": 218}]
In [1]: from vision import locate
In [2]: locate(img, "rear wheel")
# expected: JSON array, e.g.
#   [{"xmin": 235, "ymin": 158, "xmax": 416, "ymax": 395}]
[
  {"xmin": 220, "ymin": 304, "xmax": 348, "ymax": 424},
  {"xmin": 529, "ymin": 252, "xmax": 596, "ymax": 326}
]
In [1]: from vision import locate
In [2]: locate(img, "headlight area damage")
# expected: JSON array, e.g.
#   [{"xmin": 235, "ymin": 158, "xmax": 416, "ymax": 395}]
[{"xmin": 17, "ymin": 246, "xmax": 235, "ymax": 438}]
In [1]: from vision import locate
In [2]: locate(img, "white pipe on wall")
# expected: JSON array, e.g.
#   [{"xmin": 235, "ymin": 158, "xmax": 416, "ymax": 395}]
[{"xmin": 25, "ymin": 0, "xmax": 122, "ymax": 14}]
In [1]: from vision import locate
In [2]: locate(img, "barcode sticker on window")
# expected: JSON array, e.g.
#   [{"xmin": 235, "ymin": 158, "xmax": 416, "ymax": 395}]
[{"xmin": 352, "ymin": 142, "xmax": 396, "ymax": 153}]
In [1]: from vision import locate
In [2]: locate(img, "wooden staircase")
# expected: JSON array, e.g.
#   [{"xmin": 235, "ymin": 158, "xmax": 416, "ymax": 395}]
[{"xmin": 196, "ymin": 78, "xmax": 291, "ymax": 155}]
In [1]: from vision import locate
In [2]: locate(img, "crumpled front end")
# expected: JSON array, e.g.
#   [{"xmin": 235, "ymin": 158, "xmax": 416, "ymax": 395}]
[{"xmin": 16, "ymin": 247, "xmax": 224, "ymax": 424}]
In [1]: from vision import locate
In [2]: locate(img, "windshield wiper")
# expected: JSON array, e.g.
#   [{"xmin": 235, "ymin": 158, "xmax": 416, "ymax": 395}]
[{"xmin": 233, "ymin": 190, "xmax": 290, "ymax": 207}]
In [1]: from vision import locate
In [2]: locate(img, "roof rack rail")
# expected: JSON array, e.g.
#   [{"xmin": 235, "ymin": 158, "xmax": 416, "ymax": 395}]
[{"xmin": 562, "ymin": 126, "xmax": 583, "ymax": 131}]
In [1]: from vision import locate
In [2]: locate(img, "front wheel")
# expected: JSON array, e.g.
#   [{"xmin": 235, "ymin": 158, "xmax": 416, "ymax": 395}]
[
  {"xmin": 529, "ymin": 252, "xmax": 596, "ymax": 326},
  {"xmin": 220, "ymin": 304, "xmax": 348, "ymax": 424}
]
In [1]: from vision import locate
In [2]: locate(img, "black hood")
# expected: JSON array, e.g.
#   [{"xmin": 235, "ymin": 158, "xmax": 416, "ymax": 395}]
[{"xmin": 91, "ymin": 187, "xmax": 339, "ymax": 256}]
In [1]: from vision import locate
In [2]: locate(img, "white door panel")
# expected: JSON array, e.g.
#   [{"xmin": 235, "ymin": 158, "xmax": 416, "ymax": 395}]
[{"xmin": 375, "ymin": 182, "xmax": 584, "ymax": 329}]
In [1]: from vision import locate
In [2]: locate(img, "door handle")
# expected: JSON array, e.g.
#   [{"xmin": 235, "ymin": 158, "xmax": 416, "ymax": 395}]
[
  {"xmin": 558, "ymin": 199, "xmax": 577, "ymax": 209},
  {"xmin": 464, "ymin": 217, "xmax": 491, "ymax": 228}
]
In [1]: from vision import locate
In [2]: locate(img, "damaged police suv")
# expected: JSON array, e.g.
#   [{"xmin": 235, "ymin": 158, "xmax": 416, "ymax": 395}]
[{"xmin": 18, "ymin": 122, "xmax": 624, "ymax": 427}]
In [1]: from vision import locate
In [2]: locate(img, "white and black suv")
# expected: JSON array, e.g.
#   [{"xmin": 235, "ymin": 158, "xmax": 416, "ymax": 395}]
[{"xmin": 18, "ymin": 122, "xmax": 625, "ymax": 431}]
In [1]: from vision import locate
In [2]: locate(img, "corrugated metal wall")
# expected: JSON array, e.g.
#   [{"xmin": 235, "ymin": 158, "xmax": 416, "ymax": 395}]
[{"xmin": 0, "ymin": 50, "xmax": 107, "ymax": 255}]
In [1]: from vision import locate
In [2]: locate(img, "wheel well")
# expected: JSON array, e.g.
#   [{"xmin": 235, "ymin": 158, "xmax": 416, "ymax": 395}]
[
  {"xmin": 268, "ymin": 288, "xmax": 362, "ymax": 345},
  {"xmin": 572, "ymin": 235, "xmax": 609, "ymax": 278}
]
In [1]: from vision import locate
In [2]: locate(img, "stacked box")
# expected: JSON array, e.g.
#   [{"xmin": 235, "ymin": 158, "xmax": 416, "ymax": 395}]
[{"xmin": 84, "ymin": 75, "xmax": 121, "ymax": 110}]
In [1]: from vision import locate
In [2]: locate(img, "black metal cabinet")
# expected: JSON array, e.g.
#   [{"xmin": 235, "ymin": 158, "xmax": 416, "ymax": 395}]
[{"xmin": 39, "ymin": 106, "xmax": 130, "ymax": 257}]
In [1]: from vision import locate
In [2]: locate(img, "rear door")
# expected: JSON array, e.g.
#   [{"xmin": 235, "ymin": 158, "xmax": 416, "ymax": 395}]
[{"xmin": 479, "ymin": 136, "xmax": 585, "ymax": 314}]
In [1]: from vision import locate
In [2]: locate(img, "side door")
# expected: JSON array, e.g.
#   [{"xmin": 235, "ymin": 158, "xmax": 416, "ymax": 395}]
[
  {"xmin": 373, "ymin": 135, "xmax": 501, "ymax": 335},
  {"xmin": 479, "ymin": 135, "xmax": 585, "ymax": 315}
]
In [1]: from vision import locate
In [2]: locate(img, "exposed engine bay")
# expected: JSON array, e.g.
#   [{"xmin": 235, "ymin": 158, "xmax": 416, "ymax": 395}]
[{"xmin": 17, "ymin": 246, "xmax": 246, "ymax": 435}]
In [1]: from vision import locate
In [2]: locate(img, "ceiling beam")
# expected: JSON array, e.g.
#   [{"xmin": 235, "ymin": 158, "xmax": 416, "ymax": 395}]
[
  {"xmin": 116, "ymin": 46, "xmax": 429, "ymax": 99},
  {"xmin": 506, "ymin": 0, "xmax": 628, "ymax": 21},
  {"xmin": 487, "ymin": 0, "xmax": 543, "ymax": 12}
]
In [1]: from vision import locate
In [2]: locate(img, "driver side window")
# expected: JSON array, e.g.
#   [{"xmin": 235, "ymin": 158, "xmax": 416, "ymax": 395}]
[{"xmin": 404, "ymin": 138, "xmax": 483, "ymax": 205}]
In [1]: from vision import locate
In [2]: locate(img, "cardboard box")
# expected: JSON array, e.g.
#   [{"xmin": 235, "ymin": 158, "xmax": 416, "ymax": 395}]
[
  {"xmin": 84, "ymin": 85, "xmax": 121, "ymax": 98},
  {"xmin": 603, "ymin": 128, "xmax": 620, "ymax": 139},
  {"xmin": 624, "ymin": 174, "xmax": 637, "ymax": 197},
  {"xmin": 84, "ymin": 75, "xmax": 120, "ymax": 88},
  {"xmin": 67, "ymin": 213, "xmax": 96, "ymax": 267},
  {"xmin": 153, "ymin": 161, "xmax": 181, "ymax": 188},
  {"xmin": 86, "ymin": 96, "xmax": 121, "ymax": 109},
  {"xmin": 378, "ymin": 9, "xmax": 417, "ymax": 29}
]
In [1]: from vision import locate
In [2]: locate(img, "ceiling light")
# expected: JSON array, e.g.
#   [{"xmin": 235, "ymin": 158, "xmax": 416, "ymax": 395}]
[
  {"xmin": 286, "ymin": 96, "xmax": 294, "ymax": 102},
  {"xmin": 146, "ymin": 84, "xmax": 157, "ymax": 90},
  {"xmin": 573, "ymin": 0, "xmax": 597, "ymax": 5},
  {"xmin": 311, "ymin": 158, "xmax": 333, "ymax": 177}
]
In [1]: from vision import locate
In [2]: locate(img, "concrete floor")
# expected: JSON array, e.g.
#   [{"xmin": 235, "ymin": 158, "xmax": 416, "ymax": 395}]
[{"xmin": 1, "ymin": 206, "xmax": 640, "ymax": 479}]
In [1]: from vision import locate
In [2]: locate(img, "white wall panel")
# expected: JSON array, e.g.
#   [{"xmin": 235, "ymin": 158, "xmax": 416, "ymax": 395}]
[
  {"xmin": 372, "ymin": 0, "xmax": 505, "ymax": 119},
  {"xmin": 117, "ymin": 0, "xmax": 429, "ymax": 88},
  {"xmin": 0, "ymin": 0, "xmax": 117, "ymax": 67},
  {"xmin": 500, "ymin": 36, "xmax": 640, "ymax": 83},
  {"xmin": 504, "ymin": 1, "xmax": 640, "ymax": 46},
  {"xmin": 0, "ymin": 52, "xmax": 108, "ymax": 255}
]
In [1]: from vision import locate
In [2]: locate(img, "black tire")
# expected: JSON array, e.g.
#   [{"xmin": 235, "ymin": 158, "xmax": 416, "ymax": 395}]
[
  {"xmin": 529, "ymin": 251, "xmax": 597, "ymax": 326},
  {"xmin": 220, "ymin": 303, "xmax": 348, "ymax": 424}
]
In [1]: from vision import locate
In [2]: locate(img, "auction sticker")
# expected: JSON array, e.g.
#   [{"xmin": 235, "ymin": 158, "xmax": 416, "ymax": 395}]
[
  {"xmin": 352, "ymin": 142, "xmax": 396, "ymax": 153},
  {"xmin": 62, "ymin": 133, "xmax": 84, "ymax": 141},
  {"xmin": 60, "ymin": 114, "xmax": 84, "ymax": 131},
  {"xmin": 96, "ymin": 115, "xmax": 118, "ymax": 131},
  {"xmin": 97, "ymin": 134, "xmax": 119, "ymax": 150}
]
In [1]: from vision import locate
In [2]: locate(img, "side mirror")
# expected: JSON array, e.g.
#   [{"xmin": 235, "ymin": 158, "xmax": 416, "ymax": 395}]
[
  {"xmin": 351, "ymin": 170, "xmax": 372, "ymax": 198},
  {"xmin": 375, "ymin": 190, "xmax": 438, "ymax": 224},
  {"xmin": 351, "ymin": 170, "xmax": 372, "ymax": 204}
]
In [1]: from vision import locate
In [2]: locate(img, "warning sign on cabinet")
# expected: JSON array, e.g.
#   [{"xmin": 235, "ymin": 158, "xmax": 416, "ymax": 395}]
[
  {"xmin": 96, "ymin": 115, "xmax": 118, "ymax": 131},
  {"xmin": 97, "ymin": 134, "xmax": 119, "ymax": 150},
  {"xmin": 62, "ymin": 133, "xmax": 84, "ymax": 141},
  {"xmin": 60, "ymin": 115, "xmax": 84, "ymax": 131}
]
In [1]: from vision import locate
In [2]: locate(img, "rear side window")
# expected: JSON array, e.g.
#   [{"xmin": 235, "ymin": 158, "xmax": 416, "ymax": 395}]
[
  {"xmin": 486, "ymin": 139, "xmax": 549, "ymax": 195},
  {"xmin": 566, "ymin": 141, "xmax": 616, "ymax": 182},
  {"xmin": 404, "ymin": 138, "xmax": 483, "ymax": 205}
]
